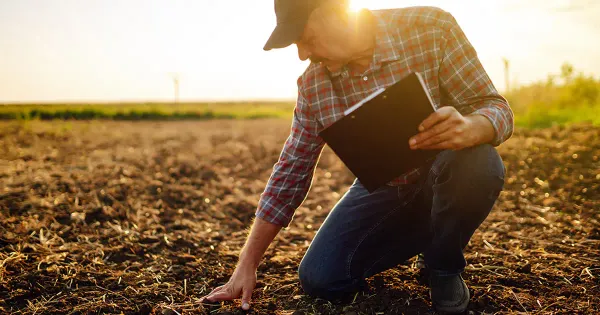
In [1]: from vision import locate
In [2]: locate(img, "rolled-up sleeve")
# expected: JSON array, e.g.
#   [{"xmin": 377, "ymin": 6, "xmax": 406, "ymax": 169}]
[
  {"xmin": 255, "ymin": 90, "xmax": 325, "ymax": 227},
  {"xmin": 438, "ymin": 12, "xmax": 514, "ymax": 146}
]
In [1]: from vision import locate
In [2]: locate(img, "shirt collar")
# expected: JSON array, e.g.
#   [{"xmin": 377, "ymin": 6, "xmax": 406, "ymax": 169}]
[{"xmin": 328, "ymin": 10, "xmax": 401, "ymax": 78}]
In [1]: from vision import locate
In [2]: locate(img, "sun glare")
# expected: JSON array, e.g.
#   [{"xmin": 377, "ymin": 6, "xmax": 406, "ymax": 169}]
[
  {"xmin": 349, "ymin": 0, "xmax": 365, "ymax": 12},
  {"xmin": 349, "ymin": 0, "xmax": 429, "ymax": 12}
]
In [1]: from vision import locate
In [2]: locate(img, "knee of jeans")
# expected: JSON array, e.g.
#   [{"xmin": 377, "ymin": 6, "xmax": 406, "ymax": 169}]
[
  {"xmin": 298, "ymin": 258, "xmax": 328, "ymax": 296},
  {"xmin": 298, "ymin": 257, "xmax": 346, "ymax": 298},
  {"xmin": 459, "ymin": 144, "xmax": 503, "ymax": 176},
  {"xmin": 438, "ymin": 144, "xmax": 505, "ymax": 195}
]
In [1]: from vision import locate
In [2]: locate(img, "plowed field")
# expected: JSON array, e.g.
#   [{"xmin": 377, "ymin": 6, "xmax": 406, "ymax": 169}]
[{"xmin": 1, "ymin": 120, "xmax": 598, "ymax": 314}]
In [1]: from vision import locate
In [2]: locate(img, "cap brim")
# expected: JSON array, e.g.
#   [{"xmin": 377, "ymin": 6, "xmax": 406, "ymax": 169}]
[{"xmin": 263, "ymin": 19, "xmax": 306, "ymax": 51}]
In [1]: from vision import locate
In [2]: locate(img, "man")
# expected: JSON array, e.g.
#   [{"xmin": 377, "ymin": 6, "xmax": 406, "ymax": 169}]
[{"xmin": 202, "ymin": 0, "xmax": 513, "ymax": 313}]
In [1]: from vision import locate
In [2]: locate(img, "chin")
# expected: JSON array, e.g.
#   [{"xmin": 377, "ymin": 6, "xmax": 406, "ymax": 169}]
[
  {"xmin": 326, "ymin": 65, "xmax": 343, "ymax": 72},
  {"xmin": 324, "ymin": 62, "xmax": 343, "ymax": 72}
]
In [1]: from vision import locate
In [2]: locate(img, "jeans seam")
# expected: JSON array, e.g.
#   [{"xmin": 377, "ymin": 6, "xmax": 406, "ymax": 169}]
[
  {"xmin": 397, "ymin": 183, "xmax": 422, "ymax": 201},
  {"xmin": 345, "ymin": 196, "xmax": 412, "ymax": 280},
  {"xmin": 429, "ymin": 157, "xmax": 442, "ymax": 179},
  {"xmin": 362, "ymin": 188, "xmax": 422, "ymax": 277},
  {"xmin": 362, "ymin": 251, "xmax": 392, "ymax": 278},
  {"xmin": 346, "ymin": 204, "xmax": 401, "ymax": 279}
]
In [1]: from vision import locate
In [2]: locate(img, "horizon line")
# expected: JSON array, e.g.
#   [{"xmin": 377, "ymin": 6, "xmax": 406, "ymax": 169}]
[{"xmin": 0, "ymin": 98, "xmax": 297, "ymax": 105}]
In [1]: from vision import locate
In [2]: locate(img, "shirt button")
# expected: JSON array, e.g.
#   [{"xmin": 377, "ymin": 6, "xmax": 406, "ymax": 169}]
[{"xmin": 362, "ymin": 76, "xmax": 368, "ymax": 81}]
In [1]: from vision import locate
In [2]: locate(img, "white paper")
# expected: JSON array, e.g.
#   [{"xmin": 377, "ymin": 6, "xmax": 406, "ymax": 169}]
[
  {"xmin": 415, "ymin": 72, "xmax": 437, "ymax": 111},
  {"xmin": 344, "ymin": 87, "xmax": 386, "ymax": 116}
]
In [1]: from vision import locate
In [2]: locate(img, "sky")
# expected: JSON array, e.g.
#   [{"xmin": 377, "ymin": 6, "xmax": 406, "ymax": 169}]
[{"xmin": 0, "ymin": 0, "xmax": 599, "ymax": 103}]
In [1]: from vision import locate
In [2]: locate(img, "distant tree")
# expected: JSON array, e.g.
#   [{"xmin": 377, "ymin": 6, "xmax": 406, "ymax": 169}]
[{"xmin": 560, "ymin": 63, "xmax": 574, "ymax": 83}]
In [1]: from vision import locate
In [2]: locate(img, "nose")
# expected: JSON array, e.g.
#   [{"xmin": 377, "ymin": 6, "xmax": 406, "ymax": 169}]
[{"xmin": 296, "ymin": 43, "xmax": 311, "ymax": 61}]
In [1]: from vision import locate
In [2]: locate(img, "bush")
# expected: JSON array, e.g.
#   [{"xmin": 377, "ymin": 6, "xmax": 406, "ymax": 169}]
[{"xmin": 506, "ymin": 62, "xmax": 600, "ymax": 128}]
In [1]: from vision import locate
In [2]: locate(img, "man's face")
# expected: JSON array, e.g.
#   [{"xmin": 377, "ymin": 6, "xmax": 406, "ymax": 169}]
[{"xmin": 295, "ymin": 10, "xmax": 353, "ymax": 72}]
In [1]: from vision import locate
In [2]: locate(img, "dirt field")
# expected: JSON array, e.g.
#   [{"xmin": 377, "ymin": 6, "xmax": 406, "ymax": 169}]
[{"xmin": 1, "ymin": 120, "xmax": 599, "ymax": 314}]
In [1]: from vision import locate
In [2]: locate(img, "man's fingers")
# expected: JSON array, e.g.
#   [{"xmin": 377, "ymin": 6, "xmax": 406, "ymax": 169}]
[
  {"xmin": 418, "ymin": 107, "xmax": 455, "ymax": 132},
  {"xmin": 241, "ymin": 286, "xmax": 253, "ymax": 310},
  {"xmin": 419, "ymin": 140, "xmax": 455, "ymax": 150},
  {"xmin": 415, "ymin": 129, "xmax": 454, "ymax": 150},
  {"xmin": 419, "ymin": 135, "xmax": 465, "ymax": 150},
  {"xmin": 209, "ymin": 285, "xmax": 225, "ymax": 295},
  {"xmin": 207, "ymin": 285, "xmax": 224, "ymax": 295},
  {"xmin": 202, "ymin": 285, "xmax": 225, "ymax": 302},
  {"xmin": 410, "ymin": 119, "xmax": 455, "ymax": 148},
  {"xmin": 205, "ymin": 289, "xmax": 233, "ymax": 302}
]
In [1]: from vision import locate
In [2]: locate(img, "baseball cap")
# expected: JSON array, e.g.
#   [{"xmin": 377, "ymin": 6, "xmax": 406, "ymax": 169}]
[{"xmin": 263, "ymin": 0, "xmax": 323, "ymax": 51}]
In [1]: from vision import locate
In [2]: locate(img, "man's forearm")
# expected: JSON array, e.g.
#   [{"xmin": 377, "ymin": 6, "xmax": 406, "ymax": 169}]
[{"xmin": 238, "ymin": 217, "xmax": 282, "ymax": 269}]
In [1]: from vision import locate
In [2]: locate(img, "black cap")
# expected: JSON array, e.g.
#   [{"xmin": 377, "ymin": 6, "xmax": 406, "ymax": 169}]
[{"xmin": 263, "ymin": 0, "xmax": 322, "ymax": 51}]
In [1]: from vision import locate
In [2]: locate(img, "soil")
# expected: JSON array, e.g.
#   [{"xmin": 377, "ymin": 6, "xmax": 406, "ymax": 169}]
[{"xmin": 0, "ymin": 120, "xmax": 598, "ymax": 315}]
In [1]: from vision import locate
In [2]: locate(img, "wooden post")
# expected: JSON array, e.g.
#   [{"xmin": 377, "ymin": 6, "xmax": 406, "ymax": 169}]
[
  {"xmin": 502, "ymin": 58, "xmax": 510, "ymax": 93},
  {"xmin": 172, "ymin": 74, "xmax": 180, "ymax": 104},
  {"xmin": 168, "ymin": 72, "xmax": 180, "ymax": 105}
]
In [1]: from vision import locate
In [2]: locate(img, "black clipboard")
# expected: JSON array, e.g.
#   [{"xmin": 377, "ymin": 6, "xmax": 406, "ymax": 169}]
[{"xmin": 318, "ymin": 72, "xmax": 441, "ymax": 193}]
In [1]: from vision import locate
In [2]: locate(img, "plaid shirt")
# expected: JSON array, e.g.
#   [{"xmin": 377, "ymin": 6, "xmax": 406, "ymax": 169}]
[{"xmin": 256, "ymin": 6, "xmax": 514, "ymax": 227}]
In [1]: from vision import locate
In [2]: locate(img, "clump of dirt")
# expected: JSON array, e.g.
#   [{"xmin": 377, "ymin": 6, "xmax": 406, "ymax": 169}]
[{"xmin": 0, "ymin": 120, "xmax": 598, "ymax": 314}]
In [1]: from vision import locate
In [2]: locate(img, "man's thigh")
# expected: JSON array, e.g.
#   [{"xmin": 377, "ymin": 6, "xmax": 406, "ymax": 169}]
[{"xmin": 298, "ymin": 179, "xmax": 430, "ymax": 296}]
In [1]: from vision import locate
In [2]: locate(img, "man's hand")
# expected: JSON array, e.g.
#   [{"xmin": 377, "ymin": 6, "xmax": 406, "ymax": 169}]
[
  {"xmin": 409, "ymin": 106, "xmax": 494, "ymax": 150},
  {"xmin": 201, "ymin": 264, "xmax": 257, "ymax": 310},
  {"xmin": 200, "ymin": 217, "xmax": 282, "ymax": 311}
]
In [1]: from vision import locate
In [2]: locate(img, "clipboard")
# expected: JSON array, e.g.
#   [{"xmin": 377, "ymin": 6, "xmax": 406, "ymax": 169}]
[{"xmin": 318, "ymin": 72, "xmax": 441, "ymax": 193}]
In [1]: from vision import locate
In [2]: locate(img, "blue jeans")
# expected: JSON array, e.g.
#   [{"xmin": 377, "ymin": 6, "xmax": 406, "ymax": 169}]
[{"xmin": 298, "ymin": 144, "xmax": 506, "ymax": 299}]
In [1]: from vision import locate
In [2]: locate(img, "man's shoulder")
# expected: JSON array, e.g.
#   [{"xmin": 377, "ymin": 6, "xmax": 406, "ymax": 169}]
[{"xmin": 373, "ymin": 6, "xmax": 458, "ymax": 32}]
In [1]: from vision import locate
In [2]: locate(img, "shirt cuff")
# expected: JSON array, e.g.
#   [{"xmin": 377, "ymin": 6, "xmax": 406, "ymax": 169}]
[
  {"xmin": 472, "ymin": 107, "xmax": 508, "ymax": 146},
  {"xmin": 255, "ymin": 205, "xmax": 293, "ymax": 228}
]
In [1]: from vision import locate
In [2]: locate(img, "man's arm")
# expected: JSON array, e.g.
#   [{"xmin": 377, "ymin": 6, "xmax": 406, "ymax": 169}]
[
  {"xmin": 410, "ymin": 10, "xmax": 514, "ymax": 150},
  {"xmin": 255, "ymin": 90, "xmax": 325, "ymax": 227},
  {"xmin": 238, "ymin": 218, "xmax": 282, "ymax": 269},
  {"xmin": 202, "ymin": 89, "xmax": 324, "ymax": 310}
]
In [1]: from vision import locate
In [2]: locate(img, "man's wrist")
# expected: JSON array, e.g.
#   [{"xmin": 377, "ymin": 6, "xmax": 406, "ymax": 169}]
[
  {"xmin": 238, "ymin": 255, "xmax": 260, "ymax": 270},
  {"xmin": 235, "ymin": 216, "xmax": 282, "ymax": 271},
  {"xmin": 466, "ymin": 114, "xmax": 495, "ymax": 146}
]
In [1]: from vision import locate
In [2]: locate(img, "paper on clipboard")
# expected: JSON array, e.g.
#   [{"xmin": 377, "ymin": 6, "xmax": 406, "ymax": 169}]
[{"xmin": 344, "ymin": 87, "xmax": 386, "ymax": 116}]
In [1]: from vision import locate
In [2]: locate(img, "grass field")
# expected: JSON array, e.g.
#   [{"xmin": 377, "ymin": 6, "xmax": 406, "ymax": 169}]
[
  {"xmin": 0, "ymin": 102, "xmax": 294, "ymax": 121},
  {"xmin": 3, "ymin": 100, "xmax": 599, "ymax": 129},
  {"xmin": 3, "ymin": 62, "xmax": 600, "ymax": 129},
  {"xmin": 514, "ymin": 105, "xmax": 600, "ymax": 128}
]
